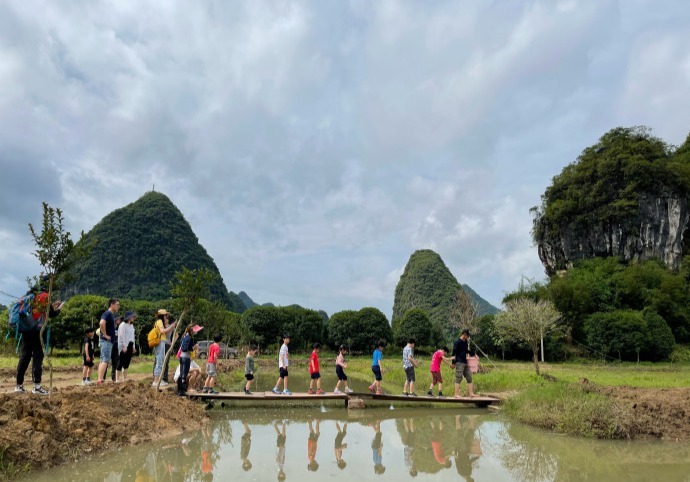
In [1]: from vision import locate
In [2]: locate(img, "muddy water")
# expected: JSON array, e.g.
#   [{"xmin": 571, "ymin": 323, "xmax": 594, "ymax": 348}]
[{"xmin": 23, "ymin": 404, "xmax": 690, "ymax": 482}]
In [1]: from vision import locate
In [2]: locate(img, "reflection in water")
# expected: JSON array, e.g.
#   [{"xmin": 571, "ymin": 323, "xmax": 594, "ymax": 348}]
[{"xmin": 22, "ymin": 407, "xmax": 690, "ymax": 482}]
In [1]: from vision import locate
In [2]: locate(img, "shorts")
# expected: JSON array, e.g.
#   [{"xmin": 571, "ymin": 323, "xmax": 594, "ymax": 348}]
[
  {"xmin": 336, "ymin": 365, "xmax": 348, "ymax": 381},
  {"xmin": 83, "ymin": 358, "xmax": 94, "ymax": 368},
  {"xmin": 404, "ymin": 366, "xmax": 416, "ymax": 382},
  {"xmin": 206, "ymin": 363, "xmax": 217, "ymax": 377},
  {"xmin": 99, "ymin": 339, "xmax": 113, "ymax": 363},
  {"xmin": 431, "ymin": 370, "xmax": 443, "ymax": 385},
  {"xmin": 372, "ymin": 365, "xmax": 382, "ymax": 381},
  {"xmin": 245, "ymin": 373, "xmax": 254, "ymax": 381},
  {"xmin": 279, "ymin": 367, "xmax": 289, "ymax": 379},
  {"xmin": 310, "ymin": 372, "xmax": 321, "ymax": 379},
  {"xmin": 455, "ymin": 363, "xmax": 472, "ymax": 384}
]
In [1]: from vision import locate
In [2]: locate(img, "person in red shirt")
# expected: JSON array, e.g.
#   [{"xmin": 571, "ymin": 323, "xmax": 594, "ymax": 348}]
[
  {"xmin": 203, "ymin": 333, "xmax": 222, "ymax": 394},
  {"xmin": 307, "ymin": 419, "xmax": 320, "ymax": 471},
  {"xmin": 308, "ymin": 342, "xmax": 324, "ymax": 395}
]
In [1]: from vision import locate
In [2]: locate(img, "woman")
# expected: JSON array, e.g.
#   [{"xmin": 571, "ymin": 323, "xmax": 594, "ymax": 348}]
[
  {"xmin": 177, "ymin": 324, "xmax": 203, "ymax": 396},
  {"xmin": 116, "ymin": 311, "xmax": 137, "ymax": 382},
  {"xmin": 152, "ymin": 309, "xmax": 176, "ymax": 387}
]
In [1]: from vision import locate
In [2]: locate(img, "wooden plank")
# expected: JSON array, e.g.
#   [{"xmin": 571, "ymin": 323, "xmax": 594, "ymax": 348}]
[
  {"xmin": 349, "ymin": 392, "xmax": 499, "ymax": 404},
  {"xmin": 189, "ymin": 391, "xmax": 347, "ymax": 401}
]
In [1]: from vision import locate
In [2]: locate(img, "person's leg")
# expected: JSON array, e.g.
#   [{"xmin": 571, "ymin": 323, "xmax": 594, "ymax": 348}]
[
  {"xmin": 316, "ymin": 376, "xmax": 321, "ymax": 391},
  {"xmin": 309, "ymin": 377, "xmax": 314, "ymax": 392},
  {"xmin": 31, "ymin": 332, "xmax": 44, "ymax": 387},
  {"xmin": 111, "ymin": 349, "xmax": 119, "ymax": 382},
  {"xmin": 16, "ymin": 331, "xmax": 36, "ymax": 387},
  {"xmin": 454, "ymin": 364, "xmax": 462, "ymax": 397},
  {"xmin": 153, "ymin": 342, "xmax": 165, "ymax": 384},
  {"xmin": 162, "ymin": 343, "xmax": 171, "ymax": 382},
  {"xmin": 465, "ymin": 365, "xmax": 475, "ymax": 397},
  {"xmin": 283, "ymin": 375, "xmax": 288, "ymax": 391}
]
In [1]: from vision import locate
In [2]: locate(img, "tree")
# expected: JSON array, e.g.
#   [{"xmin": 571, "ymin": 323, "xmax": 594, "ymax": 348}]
[
  {"xmin": 449, "ymin": 288, "xmax": 480, "ymax": 336},
  {"xmin": 494, "ymin": 298, "xmax": 563, "ymax": 375},
  {"xmin": 157, "ymin": 267, "xmax": 217, "ymax": 390},
  {"xmin": 327, "ymin": 307, "xmax": 393, "ymax": 352},
  {"xmin": 28, "ymin": 202, "xmax": 88, "ymax": 391},
  {"xmin": 393, "ymin": 308, "xmax": 441, "ymax": 347}
]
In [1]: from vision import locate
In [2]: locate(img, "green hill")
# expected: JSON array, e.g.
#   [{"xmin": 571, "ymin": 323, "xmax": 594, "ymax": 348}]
[
  {"xmin": 64, "ymin": 191, "xmax": 245, "ymax": 312},
  {"xmin": 392, "ymin": 249, "xmax": 498, "ymax": 339},
  {"xmin": 238, "ymin": 291, "xmax": 257, "ymax": 309}
]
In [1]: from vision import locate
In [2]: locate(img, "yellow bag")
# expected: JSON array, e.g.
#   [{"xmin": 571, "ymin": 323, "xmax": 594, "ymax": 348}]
[{"xmin": 147, "ymin": 323, "xmax": 161, "ymax": 348}]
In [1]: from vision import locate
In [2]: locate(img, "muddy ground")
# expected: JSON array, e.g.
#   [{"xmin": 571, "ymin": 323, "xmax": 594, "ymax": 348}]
[{"xmin": 0, "ymin": 381, "xmax": 209, "ymax": 474}]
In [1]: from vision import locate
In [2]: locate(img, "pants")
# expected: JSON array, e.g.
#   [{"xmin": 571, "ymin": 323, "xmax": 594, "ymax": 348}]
[
  {"xmin": 110, "ymin": 347, "xmax": 120, "ymax": 381},
  {"xmin": 117, "ymin": 350, "xmax": 133, "ymax": 371},
  {"xmin": 16, "ymin": 330, "xmax": 44, "ymax": 386},
  {"xmin": 162, "ymin": 342, "xmax": 171, "ymax": 382},
  {"xmin": 178, "ymin": 357, "xmax": 191, "ymax": 394},
  {"xmin": 153, "ymin": 342, "xmax": 166, "ymax": 378}
]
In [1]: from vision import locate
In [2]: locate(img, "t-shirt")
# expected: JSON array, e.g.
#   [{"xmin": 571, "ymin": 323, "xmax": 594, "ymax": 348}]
[
  {"xmin": 100, "ymin": 310, "xmax": 116, "ymax": 340},
  {"xmin": 155, "ymin": 319, "xmax": 166, "ymax": 344},
  {"xmin": 245, "ymin": 355, "xmax": 255, "ymax": 374},
  {"xmin": 372, "ymin": 348, "xmax": 383, "ymax": 367},
  {"xmin": 84, "ymin": 336, "xmax": 94, "ymax": 359},
  {"xmin": 430, "ymin": 350, "xmax": 444, "ymax": 372},
  {"xmin": 309, "ymin": 351, "xmax": 320, "ymax": 374},
  {"xmin": 403, "ymin": 345, "xmax": 414, "ymax": 368},
  {"xmin": 208, "ymin": 343, "xmax": 220, "ymax": 364},
  {"xmin": 279, "ymin": 344, "xmax": 289, "ymax": 368},
  {"xmin": 452, "ymin": 338, "xmax": 469, "ymax": 364},
  {"xmin": 336, "ymin": 353, "xmax": 345, "ymax": 367}
]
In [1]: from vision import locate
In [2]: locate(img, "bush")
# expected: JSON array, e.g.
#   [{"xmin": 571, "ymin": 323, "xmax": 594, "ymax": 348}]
[
  {"xmin": 393, "ymin": 308, "xmax": 442, "ymax": 347},
  {"xmin": 327, "ymin": 307, "xmax": 392, "ymax": 351}
]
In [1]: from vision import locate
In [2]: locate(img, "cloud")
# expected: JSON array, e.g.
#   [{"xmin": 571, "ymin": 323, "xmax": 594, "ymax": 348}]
[{"xmin": 1, "ymin": 0, "xmax": 689, "ymax": 317}]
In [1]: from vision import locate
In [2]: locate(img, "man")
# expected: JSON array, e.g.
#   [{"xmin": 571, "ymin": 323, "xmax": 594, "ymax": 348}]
[
  {"xmin": 15, "ymin": 282, "xmax": 63, "ymax": 395},
  {"xmin": 97, "ymin": 298, "xmax": 120, "ymax": 384},
  {"xmin": 452, "ymin": 329, "xmax": 476, "ymax": 398}
]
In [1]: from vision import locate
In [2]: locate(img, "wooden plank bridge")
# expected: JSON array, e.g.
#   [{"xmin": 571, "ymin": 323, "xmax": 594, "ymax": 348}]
[{"xmin": 188, "ymin": 391, "xmax": 499, "ymax": 408}]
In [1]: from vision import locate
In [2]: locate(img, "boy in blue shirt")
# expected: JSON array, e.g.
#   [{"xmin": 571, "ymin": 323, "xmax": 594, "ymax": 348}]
[{"xmin": 368, "ymin": 340, "xmax": 385, "ymax": 395}]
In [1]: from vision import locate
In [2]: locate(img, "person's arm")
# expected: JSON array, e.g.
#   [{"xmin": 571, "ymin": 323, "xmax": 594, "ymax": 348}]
[
  {"xmin": 84, "ymin": 340, "xmax": 90, "ymax": 361},
  {"xmin": 99, "ymin": 318, "xmax": 110, "ymax": 341},
  {"xmin": 310, "ymin": 355, "xmax": 315, "ymax": 372},
  {"xmin": 160, "ymin": 321, "xmax": 176, "ymax": 334}
]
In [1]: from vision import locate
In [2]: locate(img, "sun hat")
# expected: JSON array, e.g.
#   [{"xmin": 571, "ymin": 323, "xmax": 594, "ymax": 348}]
[
  {"xmin": 125, "ymin": 311, "xmax": 137, "ymax": 321},
  {"xmin": 191, "ymin": 324, "xmax": 204, "ymax": 334},
  {"xmin": 157, "ymin": 309, "xmax": 170, "ymax": 316}
]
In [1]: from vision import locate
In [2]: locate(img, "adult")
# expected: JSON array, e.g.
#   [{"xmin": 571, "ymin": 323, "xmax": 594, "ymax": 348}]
[
  {"xmin": 452, "ymin": 329, "xmax": 476, "ymax": 398},
  {"xmin": 97, "ymin": 298, "xmax": 120, "ymax": 384},
  {"xmin": 152, "ymin": 309, "xmax": 176, "ymax": 387},
  {"xmin": 109, "ymin": 313, "xmax": 122, "ymax": 382},
  {"xmin": 15, "ymin": 283, "xmax": 62, "ymax": 395},
  {"xmin": 116, "ymin": 311, "xmax": 137, "ymax": 382},
  {"xmin": 161, "ymin": 314, "xmax": 174, "ymax": 383},
  {"xmin": 177, "ymin": 324, "xmax": 203, "ymax": 396}
]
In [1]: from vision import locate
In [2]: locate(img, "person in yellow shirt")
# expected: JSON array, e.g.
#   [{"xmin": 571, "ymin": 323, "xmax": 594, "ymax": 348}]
[{"xmin": 152, "ymin": 309, "xmax": 176, "ymax": 387}]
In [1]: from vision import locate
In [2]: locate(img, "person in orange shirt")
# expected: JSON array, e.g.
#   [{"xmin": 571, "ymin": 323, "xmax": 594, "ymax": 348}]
[
  {"xmin": 203, "ymin": 333, "xmax": 222, "ymax": 394},
  {"xmin": 307, "ymin": 419, "xmax": 320, "ymax": 471},
  {"xmin": 308, "ymin": 343, "xmax": 324, "ymax": 394}
]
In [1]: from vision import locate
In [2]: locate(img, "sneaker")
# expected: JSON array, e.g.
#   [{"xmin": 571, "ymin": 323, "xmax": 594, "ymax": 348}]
[
  {"xmin": 402, "ymin": 392, "xmax": 409, "ymax": 396},
  {"xmin": 438, "ymin": 391, "xmax": 444, "ymax": 398},
  {"xmin": 85, "ymin": 379, "xmax": 92, "ymax": 385},
  {"xmin": 334, "ymin": 388, "xmax": 343, "ymax": 394},
  {"xmin": 244, "ymin": 389, "xmax": 252, "ymax": 395},
  {"xmin": 82, "ymin": 380, "xmax": 89, "ymax": 386},
  {"xmin": 283, "ymin": 390, "xmax": 292, "ymax": 396},
  {"xmin": 409, "ymin": 392, "xmax": 418, "ymax": 397},
  {"xmin": 272, "ymin": 387, "xmax": 281, "ymax": 395},
  {"xmin": 208, "ymin": 389, "xmax": 219, "ymax": 394},
  {"xmin": 375, "ymin": 389, "xmax": 383, "ymax": 395},
  {"xmin": 427, "ymin": 390, "xmax": 433, "ymax": 396},
  {"xmin": 308, "ymin": 389, "xmax": 315, "ymax": 395},
  {"xmin": 344, "ymin": 387, "xmax": 354, "ymax": 394},
  {"xmin": 159, "ymin": 381, "xmax": 169, "ymax": 387},
  {"xmin": 316, "ymin": 389, "xmax": 325, "ymax": 395},
  {"xmin": 152, "ymin": 382, "xmax": 158, "ymax": 388},
  {"xmin": 14, "ymin": 385, "xmax": 26, "ymax": 393},
  {"xmin": 368, "ymin": 384, "xmax": 375, "ymax": 393},
  {"xmin": 32, "ymin": 386, "xmax": 49, "ymax": 395},
  {"xmin": 97, "ymin": 380, "xmax": 103, "ymax": 385}
]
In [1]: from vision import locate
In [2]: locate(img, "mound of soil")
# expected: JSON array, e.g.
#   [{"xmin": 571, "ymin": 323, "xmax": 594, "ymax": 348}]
[
  {"xmin": 606, "ymin": 386, "xmax": 690, "ymax": 441},
  {"xmin": 0, "ymin": 381, "xmax": 208, "ymax": 472}
]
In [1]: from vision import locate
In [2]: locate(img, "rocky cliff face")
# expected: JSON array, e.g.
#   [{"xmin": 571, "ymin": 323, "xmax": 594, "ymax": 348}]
[{"xmin": 537, "ymin": 194, "xmax": 690, "ymax": 275}]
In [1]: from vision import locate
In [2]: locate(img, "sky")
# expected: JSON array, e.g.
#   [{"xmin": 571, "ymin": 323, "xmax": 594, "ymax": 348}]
[{"xmin": 1, "ymin": 0, "xmax": 689, "ymax": 318}]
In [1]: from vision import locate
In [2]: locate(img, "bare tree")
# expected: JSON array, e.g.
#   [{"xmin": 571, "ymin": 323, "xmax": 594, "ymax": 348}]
[
  {"xmin": 449, "ymin": 288, "xmax": 480, "ymax": 335},
  {"xmin": 494, "ymin": 298, "xmax": 563, "ymax": 375}
]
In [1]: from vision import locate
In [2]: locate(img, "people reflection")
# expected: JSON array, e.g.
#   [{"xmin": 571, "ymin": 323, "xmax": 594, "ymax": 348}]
[
  {"xmin": 334, "ymin": 422, "xmax": 348, "ymax": 469},
  {"xmin": 371, "ymin": 420, "xmax": 386, "ymax": 474},
  {"xmin": 402, "ymin": 419, "xmax": 417, "ymax": 476},
  {"xmin": 201, "ymin": 423, "xmax": 215, "ymax": 481},
  {"xmin": 454, "ymin": 415, "xmax": 481, "ymax": 482},
  {"xmin": 275, "ymin": 421, "xmax": 287, "ymax": 480},
  {"xmin": 431, "ymin": 421, "xmax": 452, "ymax": 468},
  {"xmin": 307, "ymin": 419, "xmax": 321, "ymax": 471},
  {"xmin": 241, "ymin": 421, "xmax": 252, "ymax": 471}
]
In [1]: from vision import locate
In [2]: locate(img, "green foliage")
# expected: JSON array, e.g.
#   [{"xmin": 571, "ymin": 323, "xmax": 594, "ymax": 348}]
[
  {"xmin": 392, "ymin": 250, "xmax": 498, "ymax": 341},
  {"xmin": 327, "ymin": 307, "xmax": 393, "ymax": 352},
  {"xmin": 642, "ymin": 310, "xmax": 675, "ymax": 360},
  {"xmin": 192, "ymin": 299, "xmax": 248, "ymax": 345},
  {"xmin": 64, "ymin": 192, "xmax": 245, "ymax": 312},
  {"xmin": 393, "ymin": 308, "xmax": 442, "ymax": 347},
  {"xmin": 241, "ymin": 305, "xmax": 328, "ymax": 351}
]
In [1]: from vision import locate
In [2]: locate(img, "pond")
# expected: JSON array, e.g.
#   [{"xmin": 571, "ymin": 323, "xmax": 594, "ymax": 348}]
[{"xmin": 23, "ymin": 404, "xmax": 690, "ymax": 481}]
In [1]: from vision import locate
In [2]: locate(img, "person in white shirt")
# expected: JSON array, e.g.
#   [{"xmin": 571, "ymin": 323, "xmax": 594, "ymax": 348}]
[
  {"xmin": 116, "ymin": 311, "xmax": 137, "ymax": 382},
  {"xmin": 272, "ymin": 334, "xmax": 292, "ymax": 395}
]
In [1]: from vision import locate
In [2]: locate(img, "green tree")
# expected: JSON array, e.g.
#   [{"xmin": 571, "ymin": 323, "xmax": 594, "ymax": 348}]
[
  {"xmin": 642, "ymin": 310, "xmax": 675, "ymax": 360},
  {"xmin": 494, "ymin": 298, "xmax": 564, "ymax": 375},
  {"xmin": 327, "ymin": 307, "xmax": 393, "ymax": 352},
  {"xmin": 393, "ymin": 308, "xmax": 441, "ymax": 347}
]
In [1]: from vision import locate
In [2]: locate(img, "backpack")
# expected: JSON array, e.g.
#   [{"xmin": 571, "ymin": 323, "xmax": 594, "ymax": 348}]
[
  {"xmin": 8, "ymin": 294, "xmax": 39, "ymax": 332},
  {"xmin": 147, "ymin": 323, "xmax": 161, "ymax": 348}
]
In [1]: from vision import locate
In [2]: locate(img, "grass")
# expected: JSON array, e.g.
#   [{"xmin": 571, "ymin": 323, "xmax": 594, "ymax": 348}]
[{"xmin": 0, "ymin": 446, "xmax": 30, "ymax": 480}]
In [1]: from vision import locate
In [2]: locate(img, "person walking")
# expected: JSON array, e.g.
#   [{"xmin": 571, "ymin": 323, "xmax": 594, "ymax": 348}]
[
  {"xmin": 427, "ymin": 346, "xmax": 452, "ymax": 397},
  {"xmin": 308, "ymin": 343, "xmax": 324, "ymax": 395},
  {"xmin": 368, "ymin": 341, "xmax": 385, "ymax": 395},
  {"xmin": 177, "ymin": 324, "xmax": 202, "ymax": 396},
  {"xmin": 402, "ymin": 338, "xmax": 420, "ymax": 396},
  {"xmin": 334, "ymin": 345, "xmax": 353, "ymax": 394},
  {"xmin": 272, "ymin": 334, "xmax": 292, "ymax": 395},
  {"xmin": 452, "ymin": 329, "xmax": 476, "ymax": 398}
]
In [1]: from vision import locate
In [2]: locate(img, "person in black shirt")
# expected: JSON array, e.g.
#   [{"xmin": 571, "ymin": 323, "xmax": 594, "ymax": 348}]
[
  {"xmin": 451, "ymin": 330, "xmax": 476, "ymax": 398},
  {"xmin": 82, "ymin": 327, "xmax": 95, "ymax": 384}
]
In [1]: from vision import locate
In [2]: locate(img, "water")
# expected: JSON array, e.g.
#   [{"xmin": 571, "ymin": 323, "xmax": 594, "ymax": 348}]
[{"xmin": 23, "ymin": 406, "xmax": 690, "ymax": 482}]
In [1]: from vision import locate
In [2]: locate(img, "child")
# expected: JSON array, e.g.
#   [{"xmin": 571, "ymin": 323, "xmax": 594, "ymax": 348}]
[
  {"xmin": 307, "ymin": 419, "xmax": 320, "ymax": 471},
  {"xmin": 369, "ymin": 340, "xmax": 385, "ymax": 395},
  {"xmin": 334, "ymin": 422, "xmax": 348, "ymax": 469},
  {"xmin": 241, "ymin": 421, "xmax": 252, "ymax": 471},
  {"xmin": 402, "ymin": 338, "xmax": 420, "ymax": 396},
  {"xmin": 244, "ymin": 345, "xmax": 258, "ymax": 395},
  {"xmin": 334, "ymin": 345, "xmax": 353, "ymax": 394},
  {"xmin": 427, "ymin": 346, "xmax": 452, "ymax": 397},
  {"xmin": 202, "ymin": 332, "xmax": 220, "ymax": 394},
  {"xmin": 179, "ymin": 324, "xmax": 203, "ymax": 396},
  {"xmin": 82, "ymin": 327, "xmax": 95, "ymax": 385},
  {"xmin": 274, "ymin": 421, "xmax": 287, "ymax": 481},
  {"xmin": 272, "ymin": 334, "xmax": 292, "ymax": 395},
  {"xmin": 309, "ymin": 342, "xmax": 324, "ymax": 395}
]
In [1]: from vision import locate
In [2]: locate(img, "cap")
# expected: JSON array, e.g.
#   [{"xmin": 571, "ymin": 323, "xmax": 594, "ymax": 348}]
[
  {"xmin": 125, "ymin": 311, "xmax": 137, "ymax": 321},
  {"xmin": 157, "ymin": 309, "xmax": 170, "ymax": 316},
  {"xmin": 191, "ymin": 324, "xmax": 204, "ymax": 334},
  {"xmin": 461, "ymin": 329, "xmax": 471, "ymax": 336}
]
